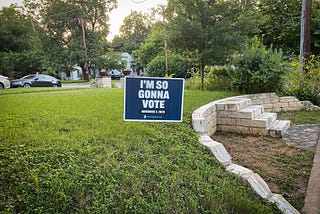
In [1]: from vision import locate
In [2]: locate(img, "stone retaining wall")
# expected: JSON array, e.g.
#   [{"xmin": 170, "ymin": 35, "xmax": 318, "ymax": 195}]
[
  {"xmin": 192, "ymin": 93, "xmax": 319, "ymax": 214},
  {"xmin": 192, "ymin": 93, "xmax": 319, "ymax": 137},
  {"xmin": 241, "ymin": 93, "xmax": 318, "ymax": 112}
]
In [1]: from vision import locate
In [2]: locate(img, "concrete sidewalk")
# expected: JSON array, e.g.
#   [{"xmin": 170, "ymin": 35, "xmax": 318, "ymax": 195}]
[
  {"xmin": 303, "ymin": 135, "xmax": 320, "ymax": 214},
  {"xmin": 284, "ymin": 124, "xmax": 320, "ymax": 214}
]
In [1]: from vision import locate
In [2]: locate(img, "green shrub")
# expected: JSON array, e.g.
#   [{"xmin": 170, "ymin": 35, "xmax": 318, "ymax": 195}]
[
  {"xmin": 184, "ymin": 70, "xmax": 202, "ymax": 90},
  {"xmin": 231, "ymin": 38, "xmax": 291, "ymax": 94},
  {"xmin": 146, "ymin": 53, "xmax": 190, "ymax": 78},
  {"xmin": 205, "ymin": 66, "xmax": 232, "ymax": 91},
  {"xmin": 285, "ymin": 55, "xmax": 320, "ymax": 105},
  {"xmin": 185, "ymin": 66, "xmax": 232, "ymax": 91}
]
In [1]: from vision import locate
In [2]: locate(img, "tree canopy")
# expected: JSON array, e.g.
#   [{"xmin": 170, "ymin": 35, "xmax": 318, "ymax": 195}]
[
  {"xmin": 162, "ymin": 0, "xmax": 261, "ymax": 87},
  {"xmin": 112, "ymin": 10, "xmax": 151, "ymax": 53},
  {"xmin": 1, "ymin": 0, "xmax": 320, "ymax": 80},
  {"xmin": 0, "ymin": 6, "xmax": 42, "ymax": 77}
]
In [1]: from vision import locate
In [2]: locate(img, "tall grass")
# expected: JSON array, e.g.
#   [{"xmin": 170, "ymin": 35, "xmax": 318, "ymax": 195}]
[{"xmin": 0, "ymin": 88, "xmax": 279, "ymax": 213}]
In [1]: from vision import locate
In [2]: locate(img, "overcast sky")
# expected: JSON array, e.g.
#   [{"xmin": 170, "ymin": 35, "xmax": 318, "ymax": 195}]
[
  {"xmin": 108, "ymin": 0, "xmax": 167, "ymax": 40},
  {"xmin": 0, "ymin": 0, "xmax": 22, "ymax": 7},
  {"xmin": 0, "ymin": 0, "xmax": 167, "ymax": 40}
]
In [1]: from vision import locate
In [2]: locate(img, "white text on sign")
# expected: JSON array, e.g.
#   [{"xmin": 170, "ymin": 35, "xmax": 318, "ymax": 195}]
[{"xmin": 138, "ymin": 80, "xmax": 170, "ymax": 109}]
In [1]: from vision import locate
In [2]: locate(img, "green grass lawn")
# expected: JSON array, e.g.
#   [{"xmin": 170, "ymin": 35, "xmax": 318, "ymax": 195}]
[
  {"xmin": 0, "ymin": 88, "xmax": 281, "ymax": 213},
  {"xmin": 61, "ymin": 80, "xmax": 89, "ymax": 84},
  {"xmin": 278, "ymin": 110, "xmax": 320, "ymax": 125}
]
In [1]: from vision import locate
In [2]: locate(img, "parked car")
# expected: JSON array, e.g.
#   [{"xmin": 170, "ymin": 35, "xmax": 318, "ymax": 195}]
[
  {"xmin": 108, "ymin": 70, "xmax": 123, "ymax": 80},
  {"xmin": 0, "ymin": 75, "xmax": 11, "ymax": 89},
  {"xmin": 11, "ymin": 74, "xmax": 62, "ymax": 88}
]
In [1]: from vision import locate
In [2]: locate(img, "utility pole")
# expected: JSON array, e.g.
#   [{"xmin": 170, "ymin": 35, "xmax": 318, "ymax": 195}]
[
  {"xmin": 300, "ymin": 0, "xmax": 306, "ymax": 72},
  {"xmin": 81, "ymin": 19, "xmax": 90, "ymax": 80},
  {"xmin": 304, "ymin": 0, "xmax": 312, "ymax": 57},
  {"xmin": 300, "ymin": 0, "xmax": 312, "ymax": 72}
]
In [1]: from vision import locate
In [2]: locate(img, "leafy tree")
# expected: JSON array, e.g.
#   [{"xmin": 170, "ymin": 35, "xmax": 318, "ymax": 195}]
[
  {"xmin": 0, "ymin": 6, "xmax": 43, "ymax": 77},
  {"xmin": 39, "ymin": 0, "xmax": 82, "ymax": 76},
  {"xmin": 93, "ymin": 49, "xmax": 127, "ymax": 71},
  {"xmin": 258, "ymin": 0, "xmax": 320, "ymax": 55},
  {"xmin": 23, "ymin": 0, "xmax": 117, "ymax": 78},
  {"xmin": 134, "ymin": 5, "xmax": 174, "ymax": 72},
  {"xmin": 231, "ymin": 37, "xmax": 292, "ymax": 94},
  {"xmin": 0, "ymin": 50, "xmax": 44, "ymax": 78},
  {"xmin": 135, "ymin": 22, "xmax": 165, "ymax": 67},
  {"xmin": 0, "ymin": 7, "xmax": 33, "ymax": 52},
  {"xmin": 146, "ymin": 53, "xmax": 190, "ymax": 78},
  {"xmin": 166, "ymin": 0, "xmax": 261, "ymax": 89},
  {"xmin": 258, "ymin": 0, "xmax": 302, "ymax": 54},
  {"xmin": 310, "ymin": 0, "xmax": 320, "ymax": 54},
  {"xmin": 112, "ymin": 11, "xmax": 151, "ymax": 53}
]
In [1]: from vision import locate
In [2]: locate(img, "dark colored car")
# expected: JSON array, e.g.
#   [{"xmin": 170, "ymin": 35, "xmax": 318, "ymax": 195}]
[
  {"xmin": 11, "ymin": 74, "xmax": 62, "ymax": 88},
  {"xmin": 108, "ymin": 70, "xmax": 123, "ymax": 80}
]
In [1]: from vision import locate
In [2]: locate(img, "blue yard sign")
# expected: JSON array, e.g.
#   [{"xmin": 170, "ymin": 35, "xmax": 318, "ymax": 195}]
[{"xmin": 124, "ymin": 76, "xmax": 185, "ymax": 122}]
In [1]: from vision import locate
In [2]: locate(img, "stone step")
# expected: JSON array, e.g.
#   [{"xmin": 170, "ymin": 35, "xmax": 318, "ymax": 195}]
[
  {"xmin": 237, "ymin": 105, "xmax": 264, "ymax": 119},
  {"xmin": 252, "ymin": 112, "xmax": 277, "ymax": 128},
  {"xmin": 268, "ymin": 120, "xmax": 291, "ymax": 138},
  {"xmin": 216, "ymin": 98, "xmax": 251, "ymax": 111}
]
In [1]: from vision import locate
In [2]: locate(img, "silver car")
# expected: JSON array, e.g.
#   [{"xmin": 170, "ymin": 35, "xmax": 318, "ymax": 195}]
[{"xmin": 0, "ymin": 75, "xmax": 10, "ymax": 89}]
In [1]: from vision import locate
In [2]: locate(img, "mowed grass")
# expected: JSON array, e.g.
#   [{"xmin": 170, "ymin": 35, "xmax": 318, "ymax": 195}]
[
  {"xmin": 0, "ymin": 88, "xmax": 280, "ymax": 213},
  {"xmin": 278, "ymin": 110, "xmax": 320, "ymax": 125}
]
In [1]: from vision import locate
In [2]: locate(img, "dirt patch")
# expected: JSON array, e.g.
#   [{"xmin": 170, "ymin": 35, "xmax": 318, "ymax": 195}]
[{"xmin": 212, "ymin": 132, "xmax": 315, "ymax": 211}]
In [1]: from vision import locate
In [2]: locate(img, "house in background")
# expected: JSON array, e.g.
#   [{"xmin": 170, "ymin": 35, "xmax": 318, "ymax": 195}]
[
  {"xmin": 59, "ymin": 52, "xmax": 145, "ymax": 80},
  {"xmin": 122, "ymin": 52, "xmax": 145, "ymax": 76},
  {"xmin": 122, "ymin": 52, "xmax": 133, "ymax": 73},
  {"xmin": 60, "ymin": 65, "xmax": 83, "ymax": 80}
]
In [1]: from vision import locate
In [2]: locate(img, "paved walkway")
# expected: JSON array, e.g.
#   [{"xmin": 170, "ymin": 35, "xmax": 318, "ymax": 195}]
[
  {"xmin": 284, "ymin": 125, "xmax": 320, "ymax": 151},
  {"xmin": 284, "ymin": 125, "xmax": 320, "ymax": 214}
]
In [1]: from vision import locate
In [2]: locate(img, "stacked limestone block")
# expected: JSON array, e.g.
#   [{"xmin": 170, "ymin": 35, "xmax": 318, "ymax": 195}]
[
  {"xmin": 216, "ymin": 97, "xmax": 290, "ymax": 138},
  {"xmin": 191, "ymin": 93, "xmax": 320, "ymax": 214},
  {"xmin": 95, "ymin": 77, "xmax": 112, "ymax": 88},
  {"xmin": 192, "ymin": 93, "xmax": 317, "ymax": 139},
  {"xmin": 192, "ymin": 93, "xmax": 319, "ymax": 139},
  {"xmin": 194, "ymin": 109, "xmax": 300, "ymax": 213},
  {"xmin": 192, "ymin": 102, "xmax": 218, "ymax": 136},
  {"xmin": 241, "ymin": 93, "xmax": 319, "ymax": 112}
]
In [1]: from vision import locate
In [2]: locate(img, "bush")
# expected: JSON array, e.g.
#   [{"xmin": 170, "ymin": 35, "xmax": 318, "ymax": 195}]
[
  {"xmin": 205, "ymin": 66, "xmax": 232, "ymax": 91},
  {"xmin": 285, "ymin": 56, "xmax": 320, "ymax": 106},
  {"xmin": 185, "ymin": 66, "xmax": 232, "ymax": 91},
  {"xmin": 184, "ymin": 71, "xmax": 202, "ymax": 90},
  {"xmin": 146, "ymin": 53, "xmax": 190, "ymax": 78},
  {"xmin": 231, "ymin": 38, "xmax": 292, "ymax": 94}
]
